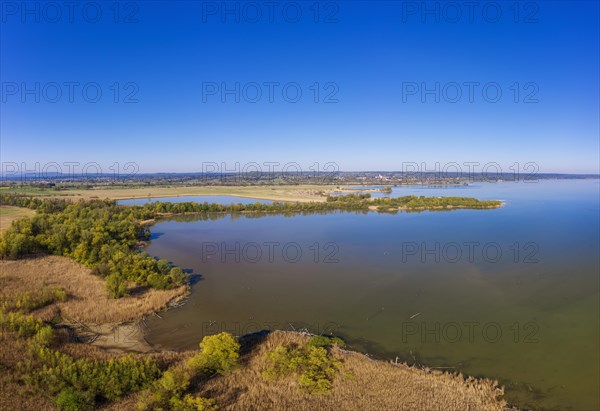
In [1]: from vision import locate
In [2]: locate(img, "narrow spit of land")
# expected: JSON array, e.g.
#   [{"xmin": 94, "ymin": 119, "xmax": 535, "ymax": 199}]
[{"xmin": 0, "ymin": 185, "xmax": 335, "ymax": 202}]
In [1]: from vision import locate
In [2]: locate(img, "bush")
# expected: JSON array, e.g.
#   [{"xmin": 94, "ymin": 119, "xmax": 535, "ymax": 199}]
[
  {"xmin": 263, "ymin": 336, "xmax": 342, "ymax": 394},
  {"xmin": 105, "ymin": 272, "xmax": 128, "ymax": 298},
  {"xmin": 55, "ymin": 388, "xmax": 94, "ymax": 411},
  {"xmin": 90, "ymin": 263, "xmax": 110, "ymax": 277},
  {"xmin": 169, "ymin": 394, "xmax": 217, "ymax": 411},
  {"xmin": 138, "ymin": 333, "xmax": 238, "ymax": 411},
  {"xmin": 187, "ymin": 332, "xmax": 240, "ymax": 376},
  {"xmin": 169, "ymin": 267, "xmax": 187, "ymax": 286},
  {"xmin": 14, "ymin": 286, "xmax": 68, "ymax": 312},
  {"xmin": 0, "ymin": 309, "xmax": 52, "ymax": 340},
  {"xmin": 307, "ymin": 335, "xmax": 345, "ymax": 349},
  {"xmin": 27, "ymin": 347, "xmax": 161, "ymax": 407},
  {"xmin": 137, "ymin": 364, "xmax": 217, "ymax": 411}
]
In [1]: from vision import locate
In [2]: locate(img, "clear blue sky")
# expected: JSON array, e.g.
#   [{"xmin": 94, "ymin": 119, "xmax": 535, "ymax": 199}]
[{"xmin": 1, "ymin": 1, "xmax": 599, "ymax": 174}]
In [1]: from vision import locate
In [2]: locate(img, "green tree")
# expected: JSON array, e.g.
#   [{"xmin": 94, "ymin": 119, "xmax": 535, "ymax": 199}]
[
  {"xmin": 105, "ymin": 272, "xmax": 128, "ymax": 298},
  {"xmin": 187, "ymin": 332, "xmax": 240, "ymax": 376}
]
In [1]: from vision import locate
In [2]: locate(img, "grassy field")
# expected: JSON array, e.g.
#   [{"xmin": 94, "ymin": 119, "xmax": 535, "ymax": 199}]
[
  {"xmin": 0, "ymin": 206, "xmax": 35, "ymax": 233},
  {"xmin": 0, "ymin": 185, "xmax": 338, "ymax": 202}
]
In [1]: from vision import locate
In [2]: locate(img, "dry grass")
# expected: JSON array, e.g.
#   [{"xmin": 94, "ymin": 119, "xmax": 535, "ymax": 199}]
[
  {"xmin": 1, "ymin": 185, "xmax": 335, "ymax": 203},
  {"xmin": 0, "ymin": 206, "xmax": 35, "ymax": 233},
  {"xmin": 195, "ymin": 331, "xmax": 508, "ymax": 411},
  {"xmin": 0, "ymin": 255, "xmax": 187, "ymax": 324}
]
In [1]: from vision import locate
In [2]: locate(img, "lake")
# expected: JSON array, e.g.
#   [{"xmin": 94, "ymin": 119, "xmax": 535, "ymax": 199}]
[{"xmin": 142, "ymin": 180, "xmax": 600, "ymax": 410}]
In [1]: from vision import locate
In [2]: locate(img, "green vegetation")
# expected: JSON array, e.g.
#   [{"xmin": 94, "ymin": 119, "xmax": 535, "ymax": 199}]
[
  {"xmin": 0, "ymin": 309, "xmax": 54, "ymax": 341},
  {"xmin": 187, "ymin": 332, "xmax": 241, "ymax": 376},
  {"xmin": 137, "ymin": 332, "xmax": 239, "ymax": 411},
  {"xmin": 1, "ymin": 293, "xmax": 161, "ymax": 410},
  {"xmin": 136, "ymin": 365, "xmax": 217, "ymax": 411},
  {"xmin": 0, "ymin": 195, "xmax": 185, "ymax": 297},
  {"xmin": 371, "ymin": 195, "xmax": 499, "ymax": 209},
  {"xmin": 263, "ymin": 335, "xmax": 343, "ymax": 394},
  {"xmin": 2, "ymin": 288, "xmax": 241, "ymax": 411},
  {"xmin": 11, "ymin": 286, "xmax": 67, "ymax": 312},
  {"xmin": 328, "ymin": 193, "xmax": 500, "ymax": 210},
  {"xmin": 26, "ymin": 347, "xmax": 161, "ymax": 409}
]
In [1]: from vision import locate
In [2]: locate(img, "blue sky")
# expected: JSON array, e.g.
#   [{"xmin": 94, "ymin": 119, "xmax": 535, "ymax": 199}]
[{"xmin": 1, "ymin": 1, "xmax": 599, "ymax": 174}]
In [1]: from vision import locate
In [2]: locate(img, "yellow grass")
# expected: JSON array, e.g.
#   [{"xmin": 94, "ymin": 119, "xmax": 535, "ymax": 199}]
[
  {"xmin": 0, "ymin": 206, "xmax": 35, "ymax": 233},
  {"xmin": 1, "ymin": 185, "xmax": 337, "ymax": 203},
  {"xmin": 192, "ymin": 331, "xmax": 508, "ymax": 411},
  {"xmin": 0, "ymin": 255, "xmax": 187, "ymax": 324}
]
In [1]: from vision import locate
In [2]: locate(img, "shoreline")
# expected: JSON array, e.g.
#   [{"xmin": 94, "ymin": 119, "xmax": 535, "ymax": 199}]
[{"xmin": 1, "ymin": 255, "xmax": 512, "ymax": 410}]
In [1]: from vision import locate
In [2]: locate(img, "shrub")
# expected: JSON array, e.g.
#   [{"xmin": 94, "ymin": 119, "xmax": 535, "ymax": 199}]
[
  {"xmin": 136, "ymin": 365, "xmax": 217, "ymax": 411},
  {"xmin": 138, "ymin": 333, "xmax": 238, "ymax": 411},
  {"xmin": 0, "ymin": 309, "xmax": 52, "ymax": 340},
  {"xmin": 169, "ymin": 267, "xmax": 187, "ymax": 286},
  {"xmin": 14, "ymin": 286, "xmax": 68, "ymax": 312},
  {"xmin": 137, "ymin": 366, "xmax": 191, "ymax": 411},
  {"xmin": 187, "ymin": 332, "xmax": 240, "ymax": 376},
  {"xmin": 90, "ymin": 263, "xmax": 110, "ymax": 277},
  {"xmin": 105, "ymin": 272, "xmax": 128, "ymax": 298},
  {"xmin": 263, "ymin": 336, "xmax": 342, "ymax": 394},
  {"xmin": 169, "ymin": 394, "xmax": 217, "ymax": 411},
  {"xmin": 26, "ymin": 348, "xmax": 161, "ymax": 408},
  {"xmin": 146, "ymin": 272, "xmax": 169, "ymax": 290},
  {"xmin": 55, "ymin": 388, "xmax": 94, "ymax": 411},
  {"xmin": 307, "ymin": 335, "xmax": 345, "ymax": 349}
]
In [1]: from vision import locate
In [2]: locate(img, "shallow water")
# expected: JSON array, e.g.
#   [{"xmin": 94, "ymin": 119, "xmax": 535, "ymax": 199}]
[{"xmin": 143, "ymin": 180, "xmax": 600, "ymax": 410}]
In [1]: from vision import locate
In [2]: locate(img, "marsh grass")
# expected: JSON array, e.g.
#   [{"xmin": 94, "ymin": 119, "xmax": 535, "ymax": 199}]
[
  {"xmin": 0, "ymin": 255, "xmax": 188, "ymax": 323},
  {"xmin": 195, "ymin": 331, "xmax": 508, "ymax": 411}
]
